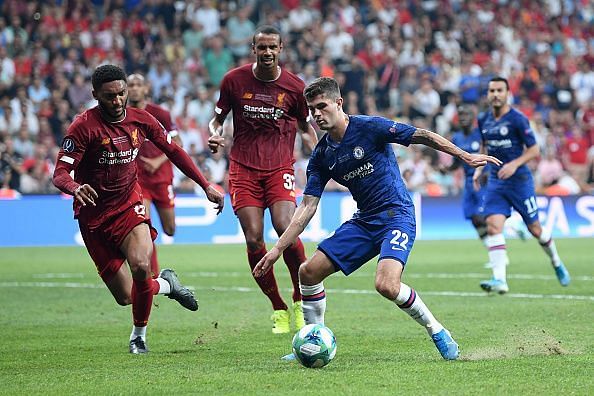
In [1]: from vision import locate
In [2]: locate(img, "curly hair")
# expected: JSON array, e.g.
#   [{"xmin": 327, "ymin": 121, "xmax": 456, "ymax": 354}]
[{"xmin": 91, "ymin": 64, "xmax": 127, "ymax": 91}]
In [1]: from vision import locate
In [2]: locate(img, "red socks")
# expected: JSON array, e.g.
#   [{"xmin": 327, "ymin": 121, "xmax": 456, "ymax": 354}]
[
  {"xmin": 131, "ymin": 277, "xmax": 160, "ymax": 327},
  {"xmin": 283, "ymin": 238, "xmax": 306, "ymax": 302},
  {"xmin": 247, "ymin": 246, "xmax": 287, "ymax": 311}
]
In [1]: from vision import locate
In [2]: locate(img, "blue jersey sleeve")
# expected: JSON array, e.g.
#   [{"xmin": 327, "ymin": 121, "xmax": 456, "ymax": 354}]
[
  {"xmin": 371, "ymin": 117, "xmax": 416, "ymax": 146},
  {"xmin": 303, "ymin": 145, "xmax": 330, "ymax": 197},
  {"xmin": 516, "ymin": 114, "xmax": 537, "ymax": 148}
]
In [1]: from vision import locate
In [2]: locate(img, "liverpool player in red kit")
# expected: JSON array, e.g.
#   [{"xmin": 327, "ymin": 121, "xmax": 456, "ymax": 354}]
[
  {"xmin": 128, "ymin": 73, "xmax": 180, "ymax": 278},
  {"xmin": 208, "ymin": 25, "xmax": 317, "ymax": 334},
  {"xmin": 53, "ymin": 65, "xmax": 224, "ymax": 354}
]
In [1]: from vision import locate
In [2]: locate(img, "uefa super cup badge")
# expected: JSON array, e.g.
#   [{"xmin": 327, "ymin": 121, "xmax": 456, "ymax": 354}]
[{"xmin": 353, "ymin": 146, "xmax": 364, "ymax": 160}]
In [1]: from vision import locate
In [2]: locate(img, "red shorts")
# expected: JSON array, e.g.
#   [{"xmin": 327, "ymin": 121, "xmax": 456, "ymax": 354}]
[
  {"xmin": 79, "ymin": 202, "xmax": 157, "ymax": 282},
  {"xmin": 140, "ymin": 181, "xmax": 175, "ymax": 209},
  {"xmin": 228, "ymin": 161, "xmax": 297, "ymax": 212}
]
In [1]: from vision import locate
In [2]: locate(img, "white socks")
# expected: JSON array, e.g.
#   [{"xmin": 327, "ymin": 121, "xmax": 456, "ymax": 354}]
[
  {"xmin": 130, "ymin": 325, "xmax": 147, "ymax": 341},
  {"xmin": 394, "ymin": 283, "xmax": 443, "ymax": 336},
  {"xmin": 300, "ymin": 282, "xmax": 326, "ymax": 325},
  {"xmin": 156, "ymin": 277, "xmax": 171, "ymax": 295},
  {"xmin": 485, "ymin": 234, "xmax": 509, "ymax": 281},
  {"xmin": 538, "ymin": 228, "xmax": 561, "ymax": 266}
]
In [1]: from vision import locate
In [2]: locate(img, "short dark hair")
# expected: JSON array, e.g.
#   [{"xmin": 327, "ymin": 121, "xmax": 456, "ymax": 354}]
[
  {"xmin": 304, "ymin": 77, "xmax": 341, "ymax": 102},
  {"xmin": 92, "ymin": 64, "xmax": 127, "ymax": 90},
  {"xmin": 252, "ymin": 25, "xmax": 282, "ymax": 45},
  {"xmin": 489, "ymin": 76, "xmax": 509, "ymax": 90}
]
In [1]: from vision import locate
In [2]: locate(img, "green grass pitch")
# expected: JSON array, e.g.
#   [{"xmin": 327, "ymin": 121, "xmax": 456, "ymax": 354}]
[{"xmin": 0, "ymin": 239, "xmax": 592, "ymax": 395}]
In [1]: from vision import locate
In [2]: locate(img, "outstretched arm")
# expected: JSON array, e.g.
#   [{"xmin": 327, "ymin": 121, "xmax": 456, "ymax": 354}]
[
  {"xmin": 253, "ymin": 194, "xmax": 320, "ymax": 277},
  {"xmin": 410, "ymin": 128, "xmax": 502, "ymax": 168}
]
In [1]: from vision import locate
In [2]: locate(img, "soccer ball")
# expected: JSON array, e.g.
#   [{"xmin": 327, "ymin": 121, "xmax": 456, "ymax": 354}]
[{"xmin": 292, "ymin": 324, "xmax": 337, "ymax": 368}]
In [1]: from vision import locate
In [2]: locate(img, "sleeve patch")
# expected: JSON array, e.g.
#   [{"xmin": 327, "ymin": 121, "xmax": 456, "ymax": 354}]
[
  {"xmin": 61, "ymin": 138, "xmax": 75, "ymax": 152},
  {"xmin": 60, "ymin": 156, "xmax": 75, "ymax": 164}
]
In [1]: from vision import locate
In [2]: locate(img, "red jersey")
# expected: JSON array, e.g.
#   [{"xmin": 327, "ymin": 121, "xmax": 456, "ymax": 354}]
[
  {"xmin": 54, "ymin": 106, "xmax": 208, "ymax": 229},
  {"xmin": 137, "ymin": 103, "xmax": 177, "ymax": 185},
  {"xmin": 216, "ymin": 63, "xmax": 309, "ymax": 171}
]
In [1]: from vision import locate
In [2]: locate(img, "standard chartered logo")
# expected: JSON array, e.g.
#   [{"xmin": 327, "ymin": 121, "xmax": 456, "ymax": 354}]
[
  {"xmin": 242, "ymin": 104, "xmax": 284, "ymax": 120},
  {"xmin": 342, "ymin": 162, "xmax": 374, "ymax": 181},
  {"xmin": 99, "ymin": 148, "xmax": 137, "ymax": 165}
]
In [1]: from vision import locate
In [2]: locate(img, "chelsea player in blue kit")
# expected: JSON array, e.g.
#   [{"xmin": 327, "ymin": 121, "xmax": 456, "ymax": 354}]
[
  {"xmin": 254, "ymin": 77, "xmax": 502, "ymax": 361},
  {"xmin": 450, "ymin": 105, "xmax": 489, "ymax": 246},
  {"xmin": 473, "ymin": 77, "xmax": 570, "ymax": 294}
]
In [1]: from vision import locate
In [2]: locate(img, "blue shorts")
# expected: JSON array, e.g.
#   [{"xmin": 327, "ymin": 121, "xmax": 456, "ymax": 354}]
[
  {"xmin": 462, "ymin": 183, "xmax": 486, "ymax": 220},
  {"xmin": 317, "ymin": 211, "xmax": 416, "ymax": 276},
  {"xmin": 483, "ymin": 175, "xmax": 539, "ymax": 225}
]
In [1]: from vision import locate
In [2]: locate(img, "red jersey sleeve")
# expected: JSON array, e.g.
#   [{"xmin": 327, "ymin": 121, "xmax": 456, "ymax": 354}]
[
  {"xmin": 214, "ymin": 72, "xmax": 233, "ymax": 121},
  {"xmin": 52, "ymin": 116, "xmax": 90, "ymax": 195}
]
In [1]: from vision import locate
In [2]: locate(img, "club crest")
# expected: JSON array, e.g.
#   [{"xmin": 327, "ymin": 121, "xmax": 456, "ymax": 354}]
[{"xmin": 353, "ymin": 146, "xmax": 364, "ymax": 159}]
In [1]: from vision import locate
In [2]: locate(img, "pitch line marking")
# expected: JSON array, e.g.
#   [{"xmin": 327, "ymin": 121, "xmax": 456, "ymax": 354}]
[
  {"xmin": 1, "ymin": 281, "xmax": 593, "ymax": 302},
  {"xmin": 34, "ymin": 272, "xmax": 594, "ymax": 282}
]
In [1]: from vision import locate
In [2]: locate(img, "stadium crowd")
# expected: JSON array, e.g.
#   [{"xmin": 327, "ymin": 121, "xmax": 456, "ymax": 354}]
[{"xmin": 0, "ymin": 0, "xmax": 593, "ymax": 198}]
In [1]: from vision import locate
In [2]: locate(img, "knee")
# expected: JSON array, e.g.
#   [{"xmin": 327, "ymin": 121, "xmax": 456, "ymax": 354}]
[
  {"xmin": 115, "ymin": 295, "xmax": 132, "ymax": 306},
  {"xmin": 375, "ymin": 277, "xmax": 400, "ymax": 300},
  {"xmin": 245, "ymin": 238, "xmax": 265, "ymax": 253},
  {"xmin": 127, "ymin": 250, "xmax": 152, "ymax": 279},
  {"xmin": 162, "ymin": 223, "xmax": 175, "ymax": 237},
  {"xmin": 298, "ymin": 262, "xmax": 318, "ymax": 285}
]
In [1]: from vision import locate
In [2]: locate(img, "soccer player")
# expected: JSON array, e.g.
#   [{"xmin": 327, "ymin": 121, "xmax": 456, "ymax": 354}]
[
  {"xmin": 253, "ymin": 77, "xmax": 502, "ymax": 360},
  {"xmin": 473, "ymin": 77, "xmax": 570, "ymax": 294},
  {"xmin": 53, "ymin": 65, "xmax": 224, "ymax": 354},
  {"xmin": 207, "ymin": 25, "xmax": 318, "ymax": 334},
  {"xmin": 449, "ymin": 105, "xmax": 489, "ymax": 245},
  {"xmin": 128, "ymin": 73, "xmax": 180, "ymax": 278}
]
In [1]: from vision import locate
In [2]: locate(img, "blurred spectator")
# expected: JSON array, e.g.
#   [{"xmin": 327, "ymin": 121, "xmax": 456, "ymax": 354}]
[{"xmin": 226, "ymin": 8, "xmax": 255, "ymax": 61}]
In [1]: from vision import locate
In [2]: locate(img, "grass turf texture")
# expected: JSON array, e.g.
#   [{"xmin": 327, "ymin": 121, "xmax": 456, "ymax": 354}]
[{"xmin": 0, "ymin": 239, "xmax": 592, "ymax": 395}]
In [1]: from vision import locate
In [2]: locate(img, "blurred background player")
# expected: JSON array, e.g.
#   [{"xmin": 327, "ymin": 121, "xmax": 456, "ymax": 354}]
[
  {"xmin": 128, "ymin": 73, "xmax": 181, "ymax": 278},
  {"xmin": 53, "ymin": 65, "xmax": 224, "ymax": 354},
  {"xmin": 254, "ymin": 77, "xmax": 501, "ymax": 361},
  {"xmin": 447, "ymin": 105, "xmax": 525, "ymax": 268},
  {"xmin": 473, "ymin": 77, "xmax": 571, "ymax": 294},
  {"xmin": 208, "ymin": 25, "xmax": 318, "ymax": 334}
]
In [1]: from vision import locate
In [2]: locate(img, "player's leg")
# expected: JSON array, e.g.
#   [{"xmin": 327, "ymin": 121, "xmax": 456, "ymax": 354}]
[
  {"xmin": 481, "ymin": 213, "xmax": 510, "ymax": 293},
  {"xmin": 375, "ymin": 259, "xmax": 458, "ymax": 360},
  {"xmin": 155, "ymin": 205, "xmax": 176, "ymax": 237},
  {"xmin": 481, "ymin": 186, "xmax": 512, "ymax": 293},
  {"xmin": 270, "ymin": 200, "xmax": 307, "ymax": 329},
  {"xmin": 376, "ymin": 219, "xmax": 458, "ymax": 360},
  {"xmin": 230, "ymin": 162, "xmax": 289, "ymax": 332},
  {"xmin": 298, "ymin": 250, "xmax": 337, "ymax": 325},
  {"xmin": 523, "ymin": 212, "xmax": 570, "ymax": 286},
  {"xmin": 119, "ymin": 222, "xmax": 158, "ymax": 352},
  {"xmin": 237, "ymin": 206, "xmax": 290, "ymax": 333},
  {"xmin": 141, "ymin": 195, "xmax": 161, "ymax": 279}
]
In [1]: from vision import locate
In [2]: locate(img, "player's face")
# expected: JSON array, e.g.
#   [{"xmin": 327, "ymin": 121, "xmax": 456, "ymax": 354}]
[
  {"xmin": 487, "ymin": 81, "xmax": 508, "ymax": 109},
  {"xmin": 127, "ymin": 77, "xmax": 146, "ymax": 103},
  {"xmin": 307, "ymin": 94, "xmax": 342, "ymax": 130},
  {"xmin": 252, "ymin": 33, "xmax": 282, "ymax": 70},
  {"xmin": 458, "ymin": 107, "xmax": 474, "ymax": 129},
  {"xmin": 94, "ymin": 80, "xmax": 128, "ymax": 120}
]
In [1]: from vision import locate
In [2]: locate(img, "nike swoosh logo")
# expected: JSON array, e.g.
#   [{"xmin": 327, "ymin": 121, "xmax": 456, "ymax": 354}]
[{"xmin": 329, "ymin": 163, "xmax": 336, "ymax": 170}]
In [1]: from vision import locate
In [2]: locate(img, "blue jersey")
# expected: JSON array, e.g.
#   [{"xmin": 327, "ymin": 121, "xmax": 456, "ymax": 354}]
[
  {"xmin": 478, "ymin": 108, "xmax": 536, "ymax": 182},
  {"xmin": 304, "ymin": 115, "xmax": 416, "ymax": 217},
  {"xmin": 451, "ymin": 127, "xmax": 482, "ymax": 181}
]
